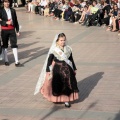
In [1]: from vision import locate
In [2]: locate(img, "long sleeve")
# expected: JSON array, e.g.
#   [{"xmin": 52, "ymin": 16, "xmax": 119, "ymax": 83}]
[
  {"xmin": 13, "ymin": 9, "xmax": 19, "ymax": 33},
  {"xmin": 46, "ymin": 54, "xmax": 54, "ymax": 72},
  {"xmin": 0, "ymin": 9, "xmax": 7, "ymax": 26},
  {"xmin": 69, "ymin": 53, "xmax": 77, "ymax": 70},
  {"xmin": 0, "ymin": 20, "xmax": 7, "ymax": 26}
]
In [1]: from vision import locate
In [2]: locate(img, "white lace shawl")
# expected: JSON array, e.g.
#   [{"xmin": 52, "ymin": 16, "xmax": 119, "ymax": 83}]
[
  {"xmin": 52, "ymin": 45, "xmax": 72, "ymax": 61},
  {"xmin": 34, "ymin": 35, "xmax": 72, "ymax": 95}
]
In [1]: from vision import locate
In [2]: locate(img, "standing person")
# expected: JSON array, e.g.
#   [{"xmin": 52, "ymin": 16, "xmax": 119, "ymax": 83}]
[
  {"xmin": 34, "ymin": 33, "xmax": 79, "ymax": 108},
  {"xmin": 12, "ymin": 0, "xmax": 18, "ymax": 7},
  {"xmin": 0, "ymin": 39, "xmax": 3, "ymax": 60},
  {"xmin": 0, "ymin": 0, "xmax": 21, "ymax": 66}
]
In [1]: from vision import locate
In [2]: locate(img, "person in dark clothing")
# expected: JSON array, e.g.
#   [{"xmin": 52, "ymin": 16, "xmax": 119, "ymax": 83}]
[
  {"xmin": 102, "ymin": 1, "xmax": 111, "ymax": 14},
  {"xmin": 0, "ymin": 0, "xmax": 22, "ymax": 66},
  {"xmin": 34, "ymin": 33, "xmax": 79, "ymax": 108},
  {"xmin": 64, "ymin": 7, "xmax": 72, "ymax": 21},
  {"xmin": 21, "ymin": 0, "xmax": 26, "ymax": 6},
  {"xmin": 105, "ymin": 4, "xmax": 118, "ymax": 30}
]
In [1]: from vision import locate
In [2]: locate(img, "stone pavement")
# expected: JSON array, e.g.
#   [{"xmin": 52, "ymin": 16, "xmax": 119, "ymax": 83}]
[{"xmin": 0, "ymin": 7, "xmax": 120, "ymax": 120}]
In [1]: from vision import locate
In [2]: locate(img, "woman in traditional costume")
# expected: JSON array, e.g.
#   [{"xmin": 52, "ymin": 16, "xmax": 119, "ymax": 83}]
[{"xmin": 34, "ymin": 33, "xmax": 79, "ymax": 107}]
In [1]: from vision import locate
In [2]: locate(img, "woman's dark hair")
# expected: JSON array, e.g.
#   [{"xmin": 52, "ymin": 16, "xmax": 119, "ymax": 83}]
[
  {"xmin": 62, "ymin": 0, "xmax": 65, "ymax": 5},
  {"xmin": 92, "ymin": 0, "xmax": 97, "ymax": 4},
  {"xmin": 56, "ymin": 33, "xmax": 66, "ymax": 42},
  {"xmin": 113, "ymin": 4, "xmax": 118, "ymax": 9},
  {"xmin": 3, "ymin": 0, "xmax": 10, "ymax": 2},
  {"xmin": 88, "ymin": 1, "xmax": 92, "ymax": 5}
]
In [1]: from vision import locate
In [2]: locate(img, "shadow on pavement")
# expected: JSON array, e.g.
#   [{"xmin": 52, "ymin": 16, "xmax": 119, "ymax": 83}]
[
  {"xmin": 78, "ymin": 100, "xmax": 98, "ymax": 118},
  {"xmin": 74, "ymin": 72, "xmax": 104, "ymax": 103},
  {"xmin": 113, "ymin": 111, "xmax": 120, "ymax": 120},
  {"xmin": 1, "ymin": 119, "xmax": 9, "ymax": 120},
  {"xmin": 108, "ymin": 111, "xmax": 120, "ymax": 120},
  {"xmin": 7, "ymin": 41, "xmax": 40, "ymax": 52},
  {"xmin": 22, "ymin": 47, "xmax": 49, "ymax": 65},
  {"xmin": 7, "ymin": 45, "xmax": 48, "ymax": 65},
  {"xmin": 18, "ymin": 41, "xmax": 40, "ymax": 50},
  {"xmin": 39, "ymin": 72, "xmax": 104, "ymax": 120},
  {"xmin": 40, "ymin": 105, "xmax": 64, "ymax": 120},
  {"xmin": 18, "ymin": 31, "xmax": 35, "ymax": 39},
  {"xmin": 0, "ymin": 41, "xmax": 42, "ymax": 65}
]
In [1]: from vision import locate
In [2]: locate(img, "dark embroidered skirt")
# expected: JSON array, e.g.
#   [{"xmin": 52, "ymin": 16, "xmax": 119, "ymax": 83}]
[
  {"xmin": 52, "ymin": 61, "xmax": 79, "ymax": 96},
  {"xmin": 40, "ymin": 61, "xmax": 79, "ymax": 102}
]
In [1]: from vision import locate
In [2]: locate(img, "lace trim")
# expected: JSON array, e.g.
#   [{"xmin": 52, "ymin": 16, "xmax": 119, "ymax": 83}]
[{"xmin": 52, "ymin": 45, "xmax": 72, "ymax": 61}]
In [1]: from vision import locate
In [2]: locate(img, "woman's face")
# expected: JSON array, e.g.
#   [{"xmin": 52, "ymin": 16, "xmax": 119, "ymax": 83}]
[
  {"xmin": 84, "ymin": 6, "xmax": 88, "ymax": 11},
  {"xmin": 57, "ymin": 36, "xmax": 66, "ymax": 47},
  {"xmin": 4, "ymin": 1, "xmax": 10, "ymax": 8},
  {"xmin": 114, "ymin": 5, "xmax": 118, "ymax": 10}
]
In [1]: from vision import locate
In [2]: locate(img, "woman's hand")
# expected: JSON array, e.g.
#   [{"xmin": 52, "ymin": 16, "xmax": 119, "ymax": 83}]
[
  {"xmin": 47, "ymin": 72, "xmax": 51, "ymax": 76},
  {"xmin": 6, "ymin": 20, "xmax": 12, "ymax": 25},
  {"xmin": 47, "ymin": 72, "xmax": 52, "ymax": 80},
  {"xmin": 74, "ymin": 70, "xmax": 77, "ymax": 75}
]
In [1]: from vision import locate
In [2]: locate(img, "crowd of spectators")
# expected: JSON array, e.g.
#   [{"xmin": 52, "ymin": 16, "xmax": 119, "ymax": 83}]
[{"xmin": 25, "ymin": 0, "xmax": 120, "ymax": 35}]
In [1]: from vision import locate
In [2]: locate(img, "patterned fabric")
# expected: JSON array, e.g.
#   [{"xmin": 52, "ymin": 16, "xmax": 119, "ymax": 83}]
[
  {"xmin": 52, "ymin": 61, "xmax": 79, "ymax": 96},
  {"xmin": 52, "ymin": 45, "xmax": 72, "ymax": 61}
]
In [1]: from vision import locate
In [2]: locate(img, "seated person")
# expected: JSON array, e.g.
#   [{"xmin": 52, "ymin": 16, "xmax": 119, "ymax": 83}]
[
  {"xmin": 25, "ymin": 0, "xmax": 32, "ymax": 11},
  {"xmin": 63, "ymin": 3, "xmax": 73, "ymax": 21},
  {"xmin": 53, "ymin": 0, "xmax": 66, "ymax": 20},
  {"xmin": 27, "ymin": 0, "xmax": 39, "ymax": 13},
  {"xmin": 118, "ymin": 19, "xmax": 120, "ymax": 35},
  {"xmin": 12, "ymin": 0, "xmax": 19, "ymax": 7},
  {"xmin": 49, "ymin": 1, "xmax": 55, "ymax": 15},
  {"xmin": 35, "ymin": 0, "xmax": 47, "ymax": 15},
  {"xmin": 101, "ymin": 0, "xmax": 111, "ymax": 24},
  {"xmin": 70, "ymin": 5, "xmax": 81, "ymax": 23},
  {"xmin": 44, "ymin": 5, "xmax": 50, "ymax": 16},
  {"xmin": 79, "ymin": 5, "xmax": 88, "ymax": 23},
  {"xmin": 50, "ymin": 0, "xmax": 59, "ymax": 16},
  {"xmin": 106, "ymin": 4, "xmax": 118, "ymax": 31},
  {"xmin": 82, "ymin": 1, "xmax": 99, "ymax": 25},
  {"xmin": 110, "ymin": 9, "xmax": 120, "ymax": 32},
  {"xmin": 61, "ymin": 2, "xmax": 69, "ymax": 20}
]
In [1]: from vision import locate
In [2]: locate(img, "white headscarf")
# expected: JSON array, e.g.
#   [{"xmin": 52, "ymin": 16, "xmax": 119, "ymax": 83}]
[{"xmin": 34, "ymin": 34, "xmax": 58, "ymax": 95}]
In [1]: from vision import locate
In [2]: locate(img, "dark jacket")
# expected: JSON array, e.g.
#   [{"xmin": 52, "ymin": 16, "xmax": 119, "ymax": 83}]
[{"xmin": 0, "ymin": 7, "xmax": 19, "ymax": 32}]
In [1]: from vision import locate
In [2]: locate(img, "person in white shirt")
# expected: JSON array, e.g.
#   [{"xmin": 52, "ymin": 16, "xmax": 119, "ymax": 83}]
[
  {"xmin": 27, "ymin": 0, "xmax": 39, "ymax": 13},
  {"xmin": 0, "ymin": 0, "xmax": 21, "ymax": 67},
  {"xmin": 35, "ymin": 0, "xmax": 47, "ymax": 15},
  {"xmin": 81, "ymin": 0, "xmax": 87, "ymax": 8}
]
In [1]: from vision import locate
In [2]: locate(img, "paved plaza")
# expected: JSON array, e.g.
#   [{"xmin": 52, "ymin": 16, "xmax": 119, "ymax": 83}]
[{"xmin": 0, "ymin": 7, "xmax": 120, "ymax": 120}]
